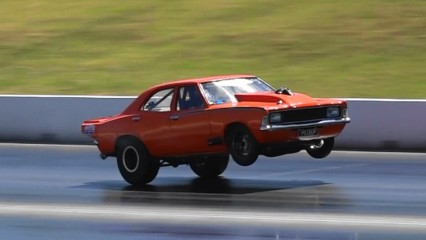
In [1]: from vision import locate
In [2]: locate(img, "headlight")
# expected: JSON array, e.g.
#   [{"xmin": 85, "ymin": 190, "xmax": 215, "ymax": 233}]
[
  {"xmin": 269, "ymin": 112, "xmax": 282, "ymax": 123},
  {"xmin": 326, "ymin": 107, "xmax": 340, "ymax": 118}
]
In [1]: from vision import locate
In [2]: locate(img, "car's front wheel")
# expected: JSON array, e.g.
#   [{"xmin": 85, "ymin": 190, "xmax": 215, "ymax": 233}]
[
  {"xmin": 306, "ymin": 138, "xmax": 334, "ymax": 159},
  {"xmin": 116, "ymin": 138, "xmax": 159, "ymax": 185},
  {"xmin": 226, "ymin": 125, "xmax": 259, "ymax": 166},
  {"xmin": 190, "ymin": 154, "xmax": 229, "ymax": 178}
]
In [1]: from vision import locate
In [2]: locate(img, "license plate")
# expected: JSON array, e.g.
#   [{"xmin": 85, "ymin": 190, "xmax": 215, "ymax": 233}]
[{"xmin": 299, "ymin": 128, "xmax": 318, "ymax": 137}]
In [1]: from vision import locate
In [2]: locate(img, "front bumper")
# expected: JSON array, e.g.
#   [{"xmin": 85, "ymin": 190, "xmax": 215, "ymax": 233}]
[{"xmin": 260, "ymin": 117, "xmax": 351, "ymax": 131}]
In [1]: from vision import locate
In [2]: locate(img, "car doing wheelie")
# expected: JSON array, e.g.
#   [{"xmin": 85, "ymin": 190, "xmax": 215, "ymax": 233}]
[{"xmin": 82, "ymin": 75, "xmax": 350, "ymax": 186}]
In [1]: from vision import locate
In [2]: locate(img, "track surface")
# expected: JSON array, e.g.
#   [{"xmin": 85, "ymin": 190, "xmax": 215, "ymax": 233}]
[{"xmin": 1, "ymin": 144, "xmax": 426, "ymax": 239}]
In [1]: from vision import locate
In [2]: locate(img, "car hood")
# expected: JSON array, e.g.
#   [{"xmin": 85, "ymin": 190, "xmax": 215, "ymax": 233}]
[{"xmin": 234, "ymin": 92, "xmax": 321, "ymax": 107}]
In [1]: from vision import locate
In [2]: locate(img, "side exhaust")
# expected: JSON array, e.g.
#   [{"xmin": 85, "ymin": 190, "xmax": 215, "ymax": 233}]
[{"xmin": 310, "ymin": 139, "xmax": 324, "ymax": 149}]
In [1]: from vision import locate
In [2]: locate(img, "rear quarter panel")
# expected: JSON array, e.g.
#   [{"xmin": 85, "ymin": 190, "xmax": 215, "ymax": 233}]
[{"xmin": 93, "ymin": 115, "xmax": 135, "ymax": 155}]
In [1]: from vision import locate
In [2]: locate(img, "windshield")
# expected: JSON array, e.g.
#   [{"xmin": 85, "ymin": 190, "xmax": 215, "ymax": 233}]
[{"xmin": 201, "ymin": 77, "xmax": 275, "ymax": 105}]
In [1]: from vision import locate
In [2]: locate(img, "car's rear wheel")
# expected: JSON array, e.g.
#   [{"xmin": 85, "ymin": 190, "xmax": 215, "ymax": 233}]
[
  {"xmin": 190, "ymin": 154, "xmax": 229, "ymax": 178},
  {"xmin": 306, "ymin": 138, "xmax": 334, "ymax": 159},
  {"xmin": 116, "ymin": 138, "xmax": 159, "ymax": 185},
  {"xmin": 226, "ymin": 125, "xmax": 259, "ymax": 166}
]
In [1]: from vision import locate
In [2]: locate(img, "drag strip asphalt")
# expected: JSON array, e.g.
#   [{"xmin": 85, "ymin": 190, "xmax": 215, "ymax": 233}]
[{"xmin": 1, "ymin": 143, "xmax": 426, "ymax": 239}]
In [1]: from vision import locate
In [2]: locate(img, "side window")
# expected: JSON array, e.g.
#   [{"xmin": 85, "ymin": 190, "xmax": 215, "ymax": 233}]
[
  {"xmin": 177, "ymin": 85, "xmax": 204, "ymax": 111},
  {"xmin": 143, "ymin": 88, "xmax": 174, "ymax": 112}
]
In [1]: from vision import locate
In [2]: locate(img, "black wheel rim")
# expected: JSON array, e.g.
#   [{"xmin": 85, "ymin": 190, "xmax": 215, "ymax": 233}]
[
  {"xmin": 233, "ymin": 132, "xmax": 251, "ymax": 156},
  {"xmin": 194, "ymin": 160, "xmax": 207, "ymax": 168}
]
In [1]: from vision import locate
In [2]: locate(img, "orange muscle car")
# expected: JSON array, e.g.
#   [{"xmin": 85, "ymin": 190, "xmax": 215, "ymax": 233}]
[{"xmin": 82, "ymin": 75, "xmax": 350, "ymax": 185}]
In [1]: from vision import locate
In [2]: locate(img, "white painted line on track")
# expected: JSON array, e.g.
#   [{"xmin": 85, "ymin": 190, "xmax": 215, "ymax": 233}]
[{"xmin": 1, "ymin": 202, "xmax": 426, "ymax": 232}]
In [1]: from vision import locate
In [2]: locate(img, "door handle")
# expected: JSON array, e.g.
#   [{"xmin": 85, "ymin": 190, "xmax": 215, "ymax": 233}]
[
  {"xmin": 170, "ymin": 115, "xmax": 180, "ymax": 120},
  {"xmin": 132, "ymin": 115, "xmax": 141, "ymax": 121}
]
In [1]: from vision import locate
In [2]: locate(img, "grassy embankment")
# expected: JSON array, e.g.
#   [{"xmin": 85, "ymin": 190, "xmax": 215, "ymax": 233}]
[{"xmin": 0, "ymin": 0, "xmax": 425, "ymax": 98}]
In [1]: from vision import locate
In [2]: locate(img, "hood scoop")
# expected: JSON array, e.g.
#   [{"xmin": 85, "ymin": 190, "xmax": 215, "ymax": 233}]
[
  {"xmin": 234, "ymin": 93, "xmax": 282, "ymax": 103},
  {"xmin": 275, "ymin": 87, "xmax": 293, "ymax": 96}
]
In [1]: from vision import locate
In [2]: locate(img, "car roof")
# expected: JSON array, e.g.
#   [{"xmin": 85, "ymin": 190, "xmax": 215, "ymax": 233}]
[{"xmin": 155, "ymin": 74, "xmax": 256, "ymax": 88}]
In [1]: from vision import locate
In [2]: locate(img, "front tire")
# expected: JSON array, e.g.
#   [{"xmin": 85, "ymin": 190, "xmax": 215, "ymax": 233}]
[
  {"xmin": 225, "ymin": 125, "xmax": 259, "ymax": 166},
  {"xmin": 190, "ymin": 154, "xmax": 229, "ymax": 178},
  {"xmin": 116, "ymin": 138, "xmax": 159, "ymax": 186},
  {"xmin": 306, "ymin": 138, "xmax": 334, "ymax": 159}
]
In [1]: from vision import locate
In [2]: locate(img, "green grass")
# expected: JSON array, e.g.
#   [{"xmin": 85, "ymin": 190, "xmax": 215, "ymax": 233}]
[{"xmin": 0, "ymin": 0, "xmax": 425, "ymax": 98}]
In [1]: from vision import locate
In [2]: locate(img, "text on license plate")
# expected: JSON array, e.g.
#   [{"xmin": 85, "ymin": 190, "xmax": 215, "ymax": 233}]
[{"xmin": 299, "ymin": 128, "xmax": 318, "ymax": 137}]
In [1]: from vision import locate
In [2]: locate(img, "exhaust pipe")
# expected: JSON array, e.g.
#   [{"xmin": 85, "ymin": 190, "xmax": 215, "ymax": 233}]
[{"xmin": 310, "ymin": 139, "xmax": 324, "ymax": 149}]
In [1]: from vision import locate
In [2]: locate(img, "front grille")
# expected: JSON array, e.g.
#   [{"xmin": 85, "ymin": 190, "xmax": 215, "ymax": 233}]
[{"xmin": 273, "ymin": 106, "xmax": 341, "ymax": 124}]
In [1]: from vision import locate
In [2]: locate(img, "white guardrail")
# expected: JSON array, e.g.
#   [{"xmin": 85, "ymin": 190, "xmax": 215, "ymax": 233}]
[{"xmin": 0, "ymin": 95, "xmax": 425, "ymax": 151}]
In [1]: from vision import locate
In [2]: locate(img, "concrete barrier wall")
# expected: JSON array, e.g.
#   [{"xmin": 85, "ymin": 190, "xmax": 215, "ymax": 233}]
[
  {"xmin": 337, "ymin": 99, "xmax": 426, "ymax": 152},
  {"xmin": 0, "ymin": 95, "xmax": 425, "ymax": 151},
  {"xmin": 337, "ymin": 99, "xmax": 426, "ymax": 151},
  {"xmin": 0, "ymin": 95, "xmax": 134, "ymax": 144}
]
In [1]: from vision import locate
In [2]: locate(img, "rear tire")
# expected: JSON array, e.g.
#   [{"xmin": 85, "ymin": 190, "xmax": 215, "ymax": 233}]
[
  {"xmin": 116, "ymin": 138, "xmax": 159, "ymax": 185},
  {"xmin": 225, "ymin": 125, "xmax": 259, "ymax": 166},
  {"xmin": 306, "ymin": 138, "xmax": 334, "ymax": 159},
  {"xmin": 190, "ymin": 154, "xmax": 229, "ymax": 178}
]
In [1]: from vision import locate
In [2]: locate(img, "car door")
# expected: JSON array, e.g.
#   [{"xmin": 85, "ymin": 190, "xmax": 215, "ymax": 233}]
[
  {"xmin": 135, "ymin": 87, "xmax": 176, "ymax": 157},
  {"xmin": 167, "ymin": 84, "xmax": 212, "ymax": 156}
]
